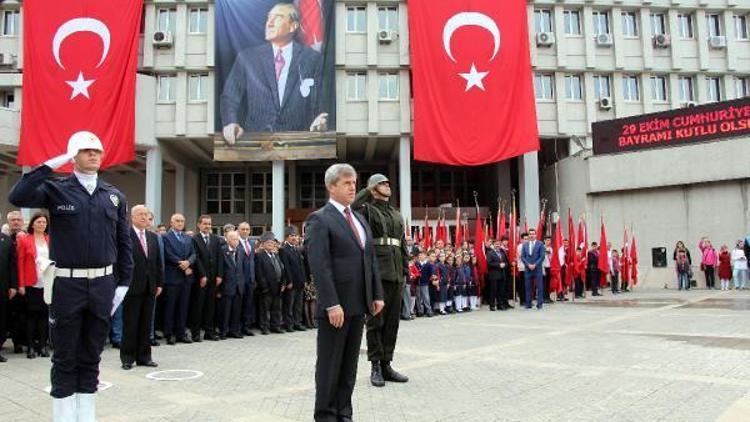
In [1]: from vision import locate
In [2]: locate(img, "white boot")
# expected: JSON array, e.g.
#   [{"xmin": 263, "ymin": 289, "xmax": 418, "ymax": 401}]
[
  {"xmin": 52, "ymin": 396, "xmax": 77, "ymax": 422},
  {"xmin": 76, "ymin": 393, "xmax": 97, "ymax": 422}
]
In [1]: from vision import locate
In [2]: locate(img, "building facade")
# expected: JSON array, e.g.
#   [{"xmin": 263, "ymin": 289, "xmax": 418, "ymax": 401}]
[{"xmin": 0, "ymin": 0, "xmax": 748, "ymax": 285}]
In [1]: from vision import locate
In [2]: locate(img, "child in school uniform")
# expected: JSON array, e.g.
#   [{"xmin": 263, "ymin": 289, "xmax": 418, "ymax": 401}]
[
  {"xmin": 418, "ymin": 251, "xmax": 437, "ymax": 317},
  {"xmin": 434, "ymin": 253, "xmax": 449, "ymax": 315},
  {"xmin": 454, "ymin": 254, "xmax": 470, "ymax": 312},
  {"xmin": 445, "ymin": 255, "xmax": 457, "ymax": 313},
  {"xmin": 407, "ymin": 255, "xmax": 420, "ymax": 317},
  {"xmin": 468, "ymin": 255, "xmax": 481, "ymax": 310}
]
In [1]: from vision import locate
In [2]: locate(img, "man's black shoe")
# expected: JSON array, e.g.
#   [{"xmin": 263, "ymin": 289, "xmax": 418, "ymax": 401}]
[
  {"xmin": 370, "ymin": 361, "xmax": 385, "ymax": 387},
  {"xmin": 285, "ymin": 327, "xmax": 295, "ymax": 333},
  {"xmin": 294, "ymin": 325, "xmax": 307, "ymax": 331},
  {"xmin": 381, "ymin": 361, "xmax": 409, "ymax": 383},
  {"xmin": 270, "ymin": 327, "xmax": 284, "ymax": 334},
  {"xmin": 121, "ymin": 363, "xmax": 133, "ymax": 370},
  {"xmin": 192, "ymin": 335, "xmax": 203, "ymax": 343},
  {"xmin": 150, "ymin": 339, "xmax": 160, "ymax": 347},
  {"xmin": 0, "ymin": 353, "xmax": 7, "ymax": 363},
  {"xmin": 166, "ymin": 336, "xmax": 176, "ymax": 345},
  {"xmin": 242, "ymin": 328, "xmax": 255, "ymax": 336},
  {"xmin": 138, "ymin": 361, "xmax": 158, "ymax": 367},
  {"xmin": 204, "ymin": 333, "xmax": 220, "ymax": 341},
  {"xmin": 228, "ymin": 332, "xmax": 243, "ymax": 339},
  {"xmin": 177, "ymin": 336, "xmax": 193, "ymax": 344},
  {"xmin": 13, "ymin": 345, "xmax": 23, "ymax": 354},
  {"xmin": 490, "ymin": 306, "xmax": 496, "ymax": 311},
  {"xmin": 261, "ymin": 328, "xmax": 270, "ymax": 335},
  {"xmin": 111, "ymin": 341, "xmax": 121, "ymax": 349}
]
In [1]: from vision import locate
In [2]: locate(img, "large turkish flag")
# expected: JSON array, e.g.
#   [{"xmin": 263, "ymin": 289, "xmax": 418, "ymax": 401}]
[
  {"xmin": 18, "ymin": 0, "xmax": 142, "ymax": 169},
  {"xmin": 409, "ymin": 0, "xmax": 539, "ymax": 166}
]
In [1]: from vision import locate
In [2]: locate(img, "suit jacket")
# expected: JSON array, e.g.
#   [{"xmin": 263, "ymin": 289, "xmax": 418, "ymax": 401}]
[
  {"xmin": 304, "ymin": 202, "xmax": 384, "ymax": 318},
  {"xmin": 587, "ymin": 250, "xmax": 600, "ymax": 273},
  {"xmin": 192, "ymin": 232, "xmax": 224, "ymax": 283},
  {"xmin": 220, "ymin": 245, "xmax": 245, "ymax": 297},
  {"xmin": 238, "ymin": 237, "xmax": 255, "ymax": 287},
  {"xmin": 486, "ymin": 247, "xmax": 508, "ymax": 281},
  {"xmin": 0, "ymin": 233, "xmax": 17, "ymax": 294},
  {"xmin": 255, "ymin": 251, "xmax": 286, "ymax": 294},
  {"xmin": 220, "ymin": 41, "xmax": 323, "ymax": 132},
  {"xmin": 279, "ymin": 242, "xmax": 307, "ymax": 288},
  {"xmin": 162, "ymin": 230, "xmax": 197, "ymax": 286},
  {"xmin": 521, "ymin": 240, "xmax": 545, "ymax": 273},
  {"xmin": 129, "ymin": 228, "xmax": 163, "ymax": 296}
]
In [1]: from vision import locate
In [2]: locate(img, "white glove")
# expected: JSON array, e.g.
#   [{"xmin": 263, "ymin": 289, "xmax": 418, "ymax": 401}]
[
  {"xmin": 111, "ymin": 286, "xmax": 129, "ymax": 316},
  {"xmin": 44, "ymin": 152, "xmax": 77, "ymax": 170},
  {"xmin": 222, "ymin": 123, "xmax": 243, "ymax": 145},
  {"xmin": 309, "ymin": 112, "xmax": 328, "ymax": 132}
]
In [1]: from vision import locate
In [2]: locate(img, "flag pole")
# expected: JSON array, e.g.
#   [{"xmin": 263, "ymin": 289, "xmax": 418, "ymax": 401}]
[{"xmin": 511, "ymin": 189, "xmax": 517, "ymax": 305}]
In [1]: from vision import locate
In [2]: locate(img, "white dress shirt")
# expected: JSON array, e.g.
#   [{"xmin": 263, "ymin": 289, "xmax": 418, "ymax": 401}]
[
  {"xmin": 329, "ymin": 198, "xmax": 366, "ymax": 248},
  {"xmin": 272, "ymin": 42, "xmax": 293, "ymax": 106}
]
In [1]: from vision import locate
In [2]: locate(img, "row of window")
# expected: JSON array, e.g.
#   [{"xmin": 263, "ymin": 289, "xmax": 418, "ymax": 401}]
[
  {"xmin": 534, "ymin": 9, "xmax": 749, "ymax": 40},
  {"xmin": 533, "ymin": 73, "xmax": 750, "ymax": 103},
  {"xmin": 346, "ymin": 72, "xmax": 399, "ymax": 100},
  {"xmin": 157, "ymin": 74, "xmax": 209, "ymax": 103},
  {"xmin": 345, "ymin": 5, "xmax": 398, "ymax": 33},
  {"xmin": 157, "ymin": 8, "xmax": 209, "ymax": 34}
]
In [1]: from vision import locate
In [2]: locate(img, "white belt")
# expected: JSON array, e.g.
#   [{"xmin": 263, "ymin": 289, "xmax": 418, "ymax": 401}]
[{"xmin": 55, "ymin": 265, "xmax": 114, "ymax": 280}]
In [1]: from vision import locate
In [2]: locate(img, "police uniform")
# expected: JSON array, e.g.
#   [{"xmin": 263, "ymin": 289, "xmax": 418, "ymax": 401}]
[
  {"xmin": 8, "ymin": 132, "xmax": 133, "ymax": 420},
  {"xmin": 352, "ymin": 174, "xmax": 409, "ymax": 386}
]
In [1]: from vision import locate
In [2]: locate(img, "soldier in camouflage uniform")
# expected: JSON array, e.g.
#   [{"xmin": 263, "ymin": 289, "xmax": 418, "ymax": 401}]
[{"xmin": 352, "ymin": 174, "xmax": 410, "ymax": 387}]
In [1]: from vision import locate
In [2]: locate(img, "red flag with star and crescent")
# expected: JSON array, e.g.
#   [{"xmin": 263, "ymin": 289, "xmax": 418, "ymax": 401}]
[
  {"xmin": 298, "ymin": 0, "xmax": 324, "ymax": 52},
  {"xmin": 18, "ymin": 0, "xmax": 142, "ymax": 169},
  {"xmin": 408, "ymin": 0, "xmax": 539, "ymax": 166}
]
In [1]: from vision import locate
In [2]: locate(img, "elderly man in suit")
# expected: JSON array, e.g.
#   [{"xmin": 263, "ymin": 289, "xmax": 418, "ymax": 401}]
[
  {"xmin": 305, "ymin": 163, "xmax": 384, "ymax": 422},
  {"xmin": 218, "ymin": 231, "xmax": 245, "ymax": 339},
  {"xmin": 279, "ymin": 225, "xmax": 308, "ymax": 332},
  {"xmin": 220, "ymin": 2, "xmax": 328, "ymax": 143},
  {"xmin": 255, "ymin": 232, "xmax": 286, "ymax": 335},
  {"xmin": 190, "ymin": 215, "xmax": 224, "ymax": 342},
  {"xmin": 121, "ymin": 205, "xmax": 162, "ymax": 370},
  {"xmin": 0, "ymin": 227, "xmax": 17, "ymax": 362},
  {"xmin": 162, "ymin": 214, "xmax": 198, "ymax": 345},
  {"xmin": 237, "ymin": 222, "xmax": 256, "ymax": 336},
  {"xmin": 521, "ymin": 228, "xmax": 546, "ymax": 310}
]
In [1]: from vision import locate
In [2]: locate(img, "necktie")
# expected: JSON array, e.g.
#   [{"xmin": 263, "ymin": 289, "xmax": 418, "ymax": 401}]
[
  {"xmin": 243, "ymin": 239, "xmax": 250, "ymax": 256},
  {"xmin": 139, "ymin": 230, "xmax": 148, "ymax": 255},
  {"xmin": 343, "ymin": 208, "xmax": 363, "ymax": 249},
  {"xmin": 203, "ymin": 235, "xmax": 209, "ymax": 246},
  {"xmin": 270, "ymin": 253, "xmax": 282, "ymax": 279},
  {"xmin": 274, "ymin": 49, "xmax": 285, "ymax": 81}
]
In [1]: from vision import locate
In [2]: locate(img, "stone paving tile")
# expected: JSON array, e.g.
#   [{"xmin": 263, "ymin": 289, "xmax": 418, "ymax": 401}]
[{"xmin": 0, "ymin": 289, "xmax": 748, "ymax": 421}]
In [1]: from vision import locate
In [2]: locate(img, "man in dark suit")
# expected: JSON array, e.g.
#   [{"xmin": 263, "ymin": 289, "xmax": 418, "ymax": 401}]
[
  {"xmin": 162, "ymin": 214, "xmax": 197, "ymax": 345},
  {"xmin": 486, "ymin": 239, "xmax": 509, "ymax": 311},
  {"xmin": 220, "ymin": 2, "xmax": 328, "ymax": 143},
  {"xmin": 121, "ymin": 205, "xmax": 162, "ymax": 370},
  {"xmin": 0, "ymin": 228, "xmax": 17, "ymax": 362},
  {"xmin": 237, "ymin": 222, "xmax": 256, "ymax": 336},
  {"xmin": 218, "ymin": 231, "xmax": 245, "ymax": 339},
  {"xmin": 255, "ymin": 232, "xmax": 286, "ymax": 334},
  {"xmin": 279, "ymin": 225, "xmax": 308, "ymax": 332},
  {"xmin": 305, "ymin": 163, "xmax": 384, "ymax": 422},
  {"xmin": 190, "ymin": 215, "xmax": 224, "ymax": 342},
  {"xmin": 587, "ymin": 242, "xmax": 602, "ymax": 296},
  {"xmin": 521, "ymin": 228, "xmax": 546, "ymax": 310}
]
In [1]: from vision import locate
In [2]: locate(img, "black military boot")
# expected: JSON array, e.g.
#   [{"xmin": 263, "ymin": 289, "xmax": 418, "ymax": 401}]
[
  {"xmin": 370, "ymin": 361, "xmax": 385, "ymax": 387},
  {"xmin": 381, "ymin": 361, "xmax": 409, "ymax": 383}
]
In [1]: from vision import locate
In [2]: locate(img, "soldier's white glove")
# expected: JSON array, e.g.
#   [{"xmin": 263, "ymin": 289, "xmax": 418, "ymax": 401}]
[
  {"xmin": 43, "ymin": 151, "xmax": 77, "ymax": 170},
  {"xmin": 111, "ymin": 286, "xmax": 129, "ymax": 316},
  {"xmin": 222, "ymin": 123, "xmax": 243, "ymax": 145}
]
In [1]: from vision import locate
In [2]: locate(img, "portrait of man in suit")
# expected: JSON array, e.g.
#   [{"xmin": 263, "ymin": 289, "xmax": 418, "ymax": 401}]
[{"xmin": 219, "ymin": 1, "xmax": 330, "ymax": 143}]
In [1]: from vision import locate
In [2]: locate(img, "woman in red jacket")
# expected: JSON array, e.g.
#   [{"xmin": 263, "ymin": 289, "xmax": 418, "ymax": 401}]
[{"xmin": 16, "ymin": 212, "xmax": 50, "ymax": 359}]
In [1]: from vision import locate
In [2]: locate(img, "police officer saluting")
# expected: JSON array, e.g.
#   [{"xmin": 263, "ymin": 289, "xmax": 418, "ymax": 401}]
[
  {"xmin": 352, "ymin": 174, "xmax": 409, "ymax": 387},
  {"xmin": 9, "ymin": 131, "xmax": 133, "ymax": 422}
]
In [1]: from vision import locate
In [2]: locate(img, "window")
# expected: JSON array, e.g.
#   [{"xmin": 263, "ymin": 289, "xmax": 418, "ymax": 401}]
[
  {"xmin": 650, "ymin": 76, "xmax": 668, "ymax": 102},
  {"xmin": 734, "ymin": 14, "xmax": 749, "ymax": 40},
  {"xmin": 736, "ymin": 77, "xmax": 750, "ymax": 98},
  {"xmin": 346, "ymin": 72, "xmax": 366, "ymax": 101},
  {"xmin": 564, "ymin": 75, "xmax": 583, "ymax": 101},
  {"xmin": 650, "ymin": 13, "xmax": 667, "ymax": 36},
  {"xmin": 188, "ymin": 8, "xmax": 208, "ymax": 34},
  {"xmin": 157, "ymin": 8, "xmax": 176, "ymax": 33},
  {"xmin": 678, "ymin": 76, "xmax": 695, "ymax": 102},
  {"xmin": 706, "ymin": 14, "xmax": 722, "ymax": 37},
  {"xmin": 250, "ymin": 172, "xmax": 273, "ymax": 214},
  {"xmin": 188, "ymin": 74, "xmax": 208, "ymax": 101},
  {"xmin": 592, "ymin": 11, "xmax": 610, "ymax": 35},
  {"xmin": 205, "ymin": 172, "xmax": 247, "ymax": 215},
  {"xmin": 534, "ymin": 9, "xmax": 553, "ymax": 33},
  {"xmin": 706, "ymin": 77, "xmax": 722, "ymax": 102},
  {"xmin": 677, "ymin": 13, "xmax": 694, "ymax": 39},
  {"xmin": 377, "ymin": 6, "xmax": 397, "ymax": 32},
  {"xmin": 534, "ymin": 73, "xmax": 554, "ymax": 100},
  {"xmin": 1, "ymin": 91, "xmax": 14, "ymax": 109},
  {"xmin": 593, "ymin": 75, "xmax": 611, "ymax": 100},
  {"xmin": 622, "ymin": 12, "xmax": 639, "ymax": 37},
  {"xmin": 346, "ymin": 6, "xmax": 366, "ymax": 32},
  {"xmin": 2, "ymin": 11, "xmax": 19, "ymax": 36},
  {"xmin": 299, "ymin": 171, "xmax": 327, "ymax": 209},
  {"xmin": 622, "ymin": 76, "xmax": 640, "ymax": 101},
  {"xmin": 157, "ymin": 75, "xmax": 176, "ymax": 102},
  {"xmin": 378, "ymin": 72, "xmax": 399, "ymax": 100},
  {"xmin": 563, "ymin": 10, "xmax": 581, "ymax": 35}
]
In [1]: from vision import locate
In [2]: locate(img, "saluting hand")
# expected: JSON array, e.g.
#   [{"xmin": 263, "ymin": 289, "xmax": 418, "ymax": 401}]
[{"xmin": 371, "ymin": 300, "xmax": 385, "ymax": 316}]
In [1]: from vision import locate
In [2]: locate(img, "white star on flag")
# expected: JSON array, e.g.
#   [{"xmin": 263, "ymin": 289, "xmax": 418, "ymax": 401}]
[
  {"xmin": 459, "ymin": 63, "xmax": 488, "ymax": 92},
  {"xmin": 65, "ymin": 71, "xmax": 95, "ymax": 99}
]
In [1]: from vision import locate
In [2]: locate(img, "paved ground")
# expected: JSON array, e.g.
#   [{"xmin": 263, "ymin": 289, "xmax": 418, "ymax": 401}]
[{"xmin": 1, "ymin": 288, "xmax": 750, "ymax": 422}]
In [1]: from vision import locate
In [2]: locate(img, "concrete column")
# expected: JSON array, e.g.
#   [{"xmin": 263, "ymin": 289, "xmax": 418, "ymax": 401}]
[
  {"xmin": 20, "ymin": 166, "xmax": 31, "ymax": 221},
  {"xmin": 398, "ymin": 136, "xmax": 412, "ymax": 225},
  {"xmin": 175, "ymin": 164, "xmax": 186, "ymax": 214},
  {"xmin": 145, "ymin": 147, "xmax": 163, "ymax": 224},
  {"xmin": 496, "ymin": 161, "xmax": 512, "ymax": 204},
  {"xmin": 519, "ymin": 152, "xmax": 540, "ymax": 228},
  {"xmin": 272, "ymin": 160, "xmax": 285, "ymax": 240},
  {"xmin": 287, "ymin": 161, "xmax": 298, "ymax": 209}
]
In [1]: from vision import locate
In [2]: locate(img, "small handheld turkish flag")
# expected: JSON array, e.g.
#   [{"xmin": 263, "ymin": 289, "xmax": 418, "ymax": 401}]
[
  {"xmin": 18, "ymin": 0, "xmax": 142, "ymax": 170},
  {"xmin": 409, "ymin": 0, "xmax": 539, "ymax": 166}
]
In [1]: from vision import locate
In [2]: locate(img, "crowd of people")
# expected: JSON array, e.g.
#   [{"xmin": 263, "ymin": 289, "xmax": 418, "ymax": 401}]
[{"xmin": 673, "ymin": 238, "xmax": 749, "ymax": 291}]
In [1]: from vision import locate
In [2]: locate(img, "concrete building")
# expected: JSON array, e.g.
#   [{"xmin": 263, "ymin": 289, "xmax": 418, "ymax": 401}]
[{"xmin": 0, "ymin": 0, "xmax": 748, "ymax": 286}]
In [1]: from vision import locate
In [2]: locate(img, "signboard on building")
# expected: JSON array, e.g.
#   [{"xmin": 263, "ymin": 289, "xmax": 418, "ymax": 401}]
[
  {"xmin": 214, "ymin": 0, "xmax": 336, "ymax": 161},
  {"xmin": 592, "ymin": 97, "xmax": 750, "ymax": 155}
]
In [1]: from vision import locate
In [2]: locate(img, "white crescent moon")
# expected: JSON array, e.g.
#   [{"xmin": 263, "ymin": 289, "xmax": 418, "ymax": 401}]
[
  {"xmin": 442, "ymin": 12, "xmax": 500, "ymax": 63},
  {"xmin": 52, "ymin": 17, "xmax": 110, "ymax": 69}
]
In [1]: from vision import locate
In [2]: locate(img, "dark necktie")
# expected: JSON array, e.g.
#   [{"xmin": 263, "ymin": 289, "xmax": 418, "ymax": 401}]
[
  {"xmin": 343, "ymin": 207, "xmax": 363, "ymax": 249},
  {"xmin": 270, "ymin": 253, "xmax": 282, "ymax": 279}
]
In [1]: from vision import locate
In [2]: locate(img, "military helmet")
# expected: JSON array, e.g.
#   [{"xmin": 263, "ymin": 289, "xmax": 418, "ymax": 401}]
[{"xmin": 366, "ymin": 173, "xmax": 389, "ymax": 190}]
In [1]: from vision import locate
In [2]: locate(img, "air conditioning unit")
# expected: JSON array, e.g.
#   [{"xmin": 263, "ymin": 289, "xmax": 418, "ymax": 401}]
[
  {"xmin": 653, "ymin": 34, "xmax": 671, "ymax": 48},
  {"xmin": 599, "ymin": 96, "xmax": 613, "ymax": 110},
  {"xmin": 536, "ymin": 32, "xmax": 555, "ymax": 47},
  {"xmin": 709, "ymin": 35, "xmax": 727, "ymax": 49},
  {"xmin": 0, "ymin": 53, "xmax": 16, "ymax": 67},
  {"xmin": 152, "ymin": 30, "xmax": 173, "ymax": 47},
  {"xmin": 378, "ymin": 30, "xmax": 396, "ymax": 44},
  {"xmin": 595, "ymin": 33, "xmax": 613, "ymax": 47},
  {"xmin": 684, "ymin": 101, "xmax": 698, "ymax": 108}
]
